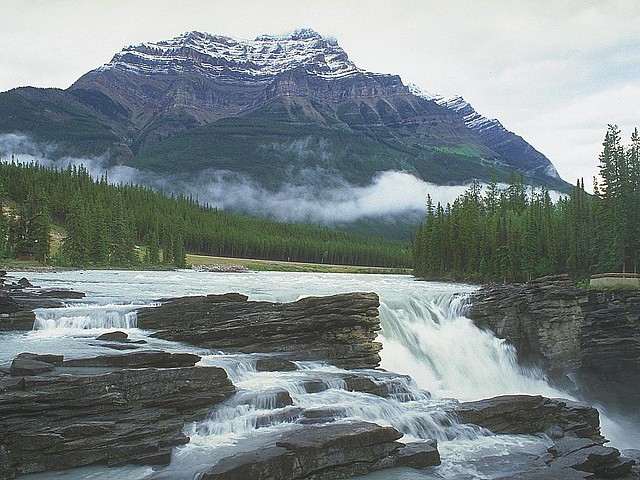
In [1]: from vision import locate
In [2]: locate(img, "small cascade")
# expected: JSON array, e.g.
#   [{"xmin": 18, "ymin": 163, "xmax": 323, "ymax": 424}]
[
  {"xmin": 33, "ymin": 305, "xmax": 139, "ymax": 331},
  {"xmin": 183, "ymin": 352, "xmax": 488, "ymax": 465}
]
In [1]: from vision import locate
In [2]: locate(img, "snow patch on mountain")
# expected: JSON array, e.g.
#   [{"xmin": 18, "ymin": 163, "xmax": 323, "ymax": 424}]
[
  {"xmin": 99, "ymin": 29, "xmax": 364, "ymax": 82},
  {"xmin": 409, "ymin": 83, "xmax": 502, "ymax": 136}
]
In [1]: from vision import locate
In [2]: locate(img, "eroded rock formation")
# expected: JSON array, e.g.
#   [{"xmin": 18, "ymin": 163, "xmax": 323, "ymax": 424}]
[
  {"xmin": 137, "ymin": 292, "xmax": 382, "ymax": 369},
  {"xmin": 199, "ymin": 422, "xmax": 439, "ymax": 480},
  {"xmin": 0, "ymin": 350, "xmax": 235, "ymax": 479}
]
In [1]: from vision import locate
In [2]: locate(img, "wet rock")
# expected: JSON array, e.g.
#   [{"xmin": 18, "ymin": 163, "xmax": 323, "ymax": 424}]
[
  {"xmin": 9, "ymin": 357, "xmax": 55, "ymax": 376},
  {"xmin": 255, "ymin": 357, "xmax": 297, "ymax": 372},
  {"xmin": 394, "ymin": 440, "xmax": 441, "ymax": 468},
  {"xmin": 0, "ymin": 304, "xmax": 35, "ymax": 331},
  {"xmin": 467, "ymin": 276, "xmax": 640, "ymax": 413},
  {"xmin": 0, "ymin": 351, "xmax": 235, "ymax": 478},
  {"xmin": 200, "ymin": 421, "xmax": 406, "ymax": 480},
  {"xmin": 200, "ymin": 421, "xmax": 443, "ymax": 479},
  {"xmin": 456, "ymin": 394, "xmax": 636, "ymax": 478},
  {"xmin": 495, "ymin": 466, "xmax": 592, "ymax": 479},
  {"xmin": 199, "ymin": 445, "xmax": 295, "ymax": 480},
  {"xmin": 93, "ymin": 343, "xmax": 141, "ymax": 351},
  {"xmin": 269, "ymin": 388, "xmax": 294, "ymax": 409},
  {"xmin": 38, "ymin": 289, "xmax": 85, "ymax": 299},
  {"xmin": 343, "ymin": 374, "xmax": 389, "ymax": 397},
  {"xmin": 0, "ymin": 281, "xmax": 85, "ymax": 330},
  {"xmin": 547, "ymin": 440, "xmax": 635, "ymax": 478},
  {"xmin": 17, "ymin": 277, "xmax": 33, "ymax": 287},
  {"xmin": 456, "ymin": 395, "xmax": 604, "ymax": 442},
  {"xmin": 62, "ymin": 349, "xmax": 201, "ymax": 368},
  {"xmin": 137, "ymin": 292, "xmax": 382, "ymax": 369},
  {"xmin": 302, "ymin": 380, "xmax": 328, "ymax": 393},
  {"xmin": 9, "ymin": 352, "xmax": 63, "ymax": 376},
  {"xmin": 95, "ymin": 331, "xmax": 147, "ymax": 344},
  {"xmin": 298, "ymin": 407, "xmax": 347, "ymax": 424},
  {"xmin": 96, "ymin": 331, "xmax": 129, "ymax": 342},
  {"xmin": 15, "ymin": 353, "xmax": 63, "ymax": 365}
]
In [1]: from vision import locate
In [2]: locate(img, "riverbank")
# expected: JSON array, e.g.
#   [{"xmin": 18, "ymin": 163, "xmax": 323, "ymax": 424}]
[{"xmin": 0, "ymin": 255, "xmax": 412, "ymax": 275}]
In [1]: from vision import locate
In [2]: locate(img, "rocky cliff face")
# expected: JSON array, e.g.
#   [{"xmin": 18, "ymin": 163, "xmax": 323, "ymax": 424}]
[{"xmin": 467, "ymin": 276, "xmax": 640, "ymax": 413}]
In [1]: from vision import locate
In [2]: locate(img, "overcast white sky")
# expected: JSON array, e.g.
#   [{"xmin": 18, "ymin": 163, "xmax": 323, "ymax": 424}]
[{"xmin": 1, "ymin": 0, "xmax": 638, "ymax": 189}]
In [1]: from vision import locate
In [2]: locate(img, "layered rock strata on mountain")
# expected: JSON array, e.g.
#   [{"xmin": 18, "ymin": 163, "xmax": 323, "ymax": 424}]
[
  {"xmin": 466, "ymin": 275, "xmax": 640, "ymax": 411},
  {"xmin": 0, "ymin": 350, "xmax": 234, "ymax": 479},
  {"xmin": 199, "ymin": 421, "xmax": 440, "ymax": 480},
  {"xmin": 136, "ymin": 292, "xmax": 382, "ymax": 369},
  {"xmin": 0, "ymin": 29, "xmax": 567, "ymax": 192}
]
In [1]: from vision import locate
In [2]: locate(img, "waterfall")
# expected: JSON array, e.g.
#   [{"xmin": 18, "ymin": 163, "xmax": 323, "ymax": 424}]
[
  {"xmin": 33, "ymin": 304, "xmax": 140, "ymax": 331},
  {"xmin": 7, "ymin": 270, "xmax": 636, "ymax": 478},
  {"xmin": 378, "ymin": 291, "xmax": 563, "ymax": 401}
]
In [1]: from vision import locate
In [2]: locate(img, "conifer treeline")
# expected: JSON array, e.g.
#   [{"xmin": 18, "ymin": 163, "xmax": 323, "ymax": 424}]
[
  {"xmin": 0, "ymin": 160, "xmax": 411, "ymax": 268},
  {"xmin": 413, "ymin": 125, "xmax": 640, "ymax": 282}
]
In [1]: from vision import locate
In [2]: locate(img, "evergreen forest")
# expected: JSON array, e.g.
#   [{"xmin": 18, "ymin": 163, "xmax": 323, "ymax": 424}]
[
  {"xmin": 0, "ymin": 159, "xmax": 411, "ymax": 268},
  {"xmin": 413, "ymin": 125, "xmax": 640, "ymax": 283}
]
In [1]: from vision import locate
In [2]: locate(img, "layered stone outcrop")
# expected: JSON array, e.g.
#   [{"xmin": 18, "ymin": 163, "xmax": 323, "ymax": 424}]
[
  {"xmin": 467, "ymin": 275, "xmax": 640, "ymax": 411},
  {"xmin": 137, "ymin": 292, "xmax": 382, "ymax": 369},
  {"xmin": 199, "ymin": 422, "xmax": 440, "ymax": 480},
  {"xmin": 0, "ymin": 350, "xmax": 234, "ymax": 479},
  {"xmin": 456, "ymin": 395, "xmax": 603, "ymax": 442},
  {"xmin": 456, "ymin": 395, "xmax": 635, "ymax": 479}
]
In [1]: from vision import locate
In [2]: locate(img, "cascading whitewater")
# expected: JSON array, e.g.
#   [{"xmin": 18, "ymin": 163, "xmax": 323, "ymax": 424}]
[
  {"xmin": 377, "ymin": 290, "xmax": 562, "ymax": 401},
  {"xmin": 6, "ymin": 270, "xmax": 634, "ymax": 479},
  {"xmin": 33, "ymin": 304, "xmax": 140, "ymax": 331}
]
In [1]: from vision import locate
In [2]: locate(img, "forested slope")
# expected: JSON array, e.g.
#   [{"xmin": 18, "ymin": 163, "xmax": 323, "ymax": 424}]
[
  {"xmin": 413, "ymin": 125, "xmax": 640, "ymax": 283},
  {"xmin": 0, "ymin": 160, "xmax": 411, "ymax": 268}
]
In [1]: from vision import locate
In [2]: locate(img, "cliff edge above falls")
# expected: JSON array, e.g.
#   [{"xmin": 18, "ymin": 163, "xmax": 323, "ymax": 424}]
[{"xmin": 466, "ymin": 275, "xmax": 640, "ymax": 414}]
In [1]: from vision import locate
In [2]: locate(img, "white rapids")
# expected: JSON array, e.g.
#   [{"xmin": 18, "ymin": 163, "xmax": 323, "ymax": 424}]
[{"xmin": 1, "ymin": 269, "xmax": 634, "ymax": 479}]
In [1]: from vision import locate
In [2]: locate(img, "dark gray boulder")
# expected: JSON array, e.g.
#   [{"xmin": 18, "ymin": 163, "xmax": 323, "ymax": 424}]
[
  {"xmin": 137, "ymin": 292, "xmax": 382, "ymax": 369},
  {"xmin": 96, "ymin": 330, "xmax": 130, "ymax": 342},
  {"xmin": 200, "ymin": 421, "xmax": 412, "ymax": 480},
  {"xmin": 394, "ymin": 440, "xmax": 441, "ymax": 468},
  {"xmin": 255, "ymin": 357, "xmax": 298, "ymax": 372},
  {"xmin": 61, "ymin": 349, "xmax": 201, "ymax": 368},
  {"xmin": 199, "ymin": 421, "xmax": 442, "ymax": 480},
  {"xmin": 456, "ymin": 395, "xmax": 604, "ymax": 442},
  {"xmin": 546, "ymin": 436, "xmax": 635, "ymax": 479},
  {"xmin": 0, "ymin": 351, "xmax": 235, "ymax": 479}
]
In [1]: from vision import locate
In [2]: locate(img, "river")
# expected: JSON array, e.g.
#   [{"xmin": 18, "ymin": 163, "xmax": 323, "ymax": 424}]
[{"xmin": 0, "ymin": 270, "xmax": 634, "ymax": 479}]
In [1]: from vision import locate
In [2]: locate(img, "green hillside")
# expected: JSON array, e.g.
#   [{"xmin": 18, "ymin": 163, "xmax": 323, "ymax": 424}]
[
  {"xmin": 0, "ymin": 160, "xmax": 411, "ymax": 268},
  {"xmin": 0, "ymin": 88, "xmax": 123, "ymax": 158}
]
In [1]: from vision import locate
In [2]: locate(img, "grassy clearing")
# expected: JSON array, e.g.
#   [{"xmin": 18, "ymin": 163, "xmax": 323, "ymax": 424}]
[{"xmin": 186, "ymin": 253, "xmax": 411, "ymax": 275}]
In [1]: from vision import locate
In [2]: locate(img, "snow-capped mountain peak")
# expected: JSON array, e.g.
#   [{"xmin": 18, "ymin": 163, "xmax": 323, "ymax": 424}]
[{"xmin": 100, "ymin": 29, "xmax": 361, "ymax": 81}]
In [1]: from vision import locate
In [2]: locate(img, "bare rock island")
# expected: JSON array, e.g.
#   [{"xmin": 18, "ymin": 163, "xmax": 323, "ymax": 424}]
[{"xmin": 136, "ymin": 292, "xmax": 382, "ymax": 369}]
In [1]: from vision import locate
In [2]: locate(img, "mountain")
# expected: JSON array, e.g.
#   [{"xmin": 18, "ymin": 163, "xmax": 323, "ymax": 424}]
[
  {"xmin": 409, "ymin": 85, "xmax": 562, "ymax": 182},
  {"xmin": 0, "ymin": 29, "xmax": 570, "ymax": 238}
]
